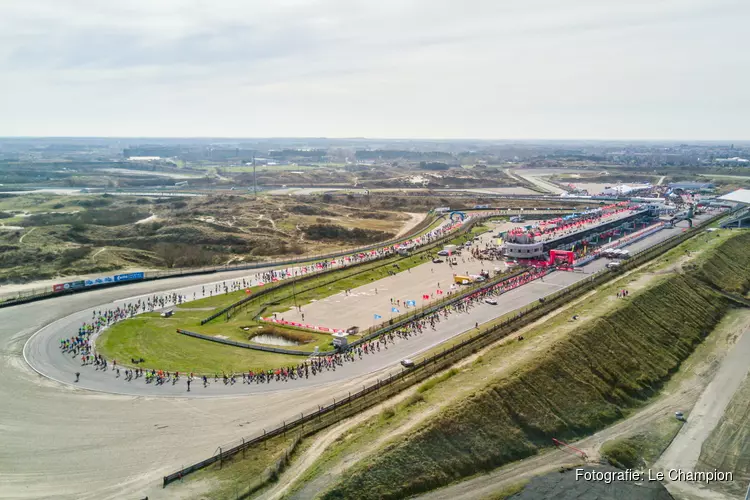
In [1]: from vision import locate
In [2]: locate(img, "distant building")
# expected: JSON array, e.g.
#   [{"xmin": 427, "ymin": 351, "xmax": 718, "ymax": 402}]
[
  {"xmin": 127, "ymin": 156, "xmax": 162, "ymax": 161},
  {"xmin": 601, "ymin": 184, "xmax": 651, "ymax": 196},
  {"xmin": 715, "ymin": 157, "xmax": 749, "ymax": 164},
  {"xmin": 668, "ymin": 182, "xmax": 715, "ymax": 191}
]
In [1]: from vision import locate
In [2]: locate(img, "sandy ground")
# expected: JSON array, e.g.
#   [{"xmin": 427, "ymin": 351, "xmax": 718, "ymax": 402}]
[
  {"xmin": 439, "ymin": 187, "xmax": 538, "ymax": 195},
  {"xmin": 394, "ymin": 212, "xmax": 427, "ymax": 238},
  {"xmin": 567, "ymin": 182, "xmax": 611, "ymax": 195},
  {"xmin": 99, "ymin": 168, "xmax": 200, "ymax": 179}
]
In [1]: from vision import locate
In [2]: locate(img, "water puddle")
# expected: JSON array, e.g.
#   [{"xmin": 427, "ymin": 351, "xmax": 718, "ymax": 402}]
[{"xmin": 250, "ymin": 334, "xmax": 302, "ymax": 347}]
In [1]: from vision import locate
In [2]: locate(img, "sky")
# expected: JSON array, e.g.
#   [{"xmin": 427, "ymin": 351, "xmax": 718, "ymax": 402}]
[{"xmin": 1, "ymin": 0, "xmax": 749, "ymax": 140}]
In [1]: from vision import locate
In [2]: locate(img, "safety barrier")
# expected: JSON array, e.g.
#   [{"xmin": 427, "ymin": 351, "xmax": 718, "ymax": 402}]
[{"xmin": 162, "ymin": 209, "xmax": 730, "ymax": 488}]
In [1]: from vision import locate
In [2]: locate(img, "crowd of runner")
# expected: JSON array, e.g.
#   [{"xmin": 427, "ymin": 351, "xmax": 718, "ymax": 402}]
[{"xmin": 58, "ymin": 262, "xmax": 547, "ymax": 391}]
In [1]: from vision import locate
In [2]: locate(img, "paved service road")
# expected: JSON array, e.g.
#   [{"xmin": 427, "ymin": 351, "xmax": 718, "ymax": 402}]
[{"xmin": 0, "ymin": 216, "xmax": 708, "ymax": 499}]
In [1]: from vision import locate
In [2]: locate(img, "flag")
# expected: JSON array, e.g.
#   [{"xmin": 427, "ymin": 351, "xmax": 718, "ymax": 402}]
[
  {"xmin": 245, "ymin": 289, "xmax": 252, "ymax": 294},
  {"xmin": 437, "ymin": 289, "xmax": 443, "ymax": 295},
  {"xmin": 391, "ymin": 307, "xmax": 400, "ymax": 313},
  {"xmin": 406, "ymin": 300, "xmax": 416, "ymax": 306},
  {"xmin": 374, "ymin": 314, "xmax": 382, "ymax": 319},
  {"xmin": 422, "ymin": 294, "xmax": 430, "ymax": 300}
]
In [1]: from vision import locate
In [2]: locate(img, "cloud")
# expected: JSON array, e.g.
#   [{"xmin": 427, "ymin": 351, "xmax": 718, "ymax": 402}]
[{"xmin": 0, "ymin": 0, "xmax": 748, "ymax": 139}]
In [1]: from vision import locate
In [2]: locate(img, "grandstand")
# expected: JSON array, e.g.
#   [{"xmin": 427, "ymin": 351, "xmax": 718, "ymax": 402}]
[{"xmin": 718, "ymin": 189, "xmax": 750, "ymax": 228}]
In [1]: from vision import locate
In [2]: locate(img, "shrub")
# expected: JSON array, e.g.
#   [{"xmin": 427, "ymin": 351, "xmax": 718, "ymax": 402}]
[
  {"xmin": 418, "ymin": 368, "xmax": 459, "ymax": 393},
  {"xmin": 303, "ymin": 224, "xmax": 393, "ymax": 244},
  {"xmin": 404, "ymin": 393, "xmax": 425, "ymax": 407},
  {"xmin": 59, "ymin": 246, "xmax": 91, "ymax": 266},
  {"xmin": 602, "ymin": 439, "xmax": 641, "ymax": 469},
  {"xmin": 381, "ymin": 407, "xmax": 396, "ymax": 421},
  {"xmin": 290, "ymin": 204, "xmax": 333, "ymax": 216}
]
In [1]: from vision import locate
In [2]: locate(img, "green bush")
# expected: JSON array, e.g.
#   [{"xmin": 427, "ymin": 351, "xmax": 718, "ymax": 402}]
[
  {"xmin": 381, "ymin": 407, "xmax": 396, "ymax": 421},
  {"xmin": 602, "ymin": 439, "xmax": 641, "ymax": 469},
  {"xmin": 418, "ymin": 368, "xmax": 460, "ymax": 393},
  {"xmin": 404, "ymin": 393, "xmax": 426, "ymax": 407},
  {"xmin": 303, "ymin": 224, "xmax": 394, "ymax": 244}
]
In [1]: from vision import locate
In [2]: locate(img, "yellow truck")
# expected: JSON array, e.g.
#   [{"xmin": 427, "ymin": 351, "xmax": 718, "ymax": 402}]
[{"xmin": 454, "ymin": 275, "xmax": 473, "ymax": 285}]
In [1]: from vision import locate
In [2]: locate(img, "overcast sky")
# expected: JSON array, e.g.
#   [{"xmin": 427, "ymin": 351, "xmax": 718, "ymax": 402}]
[{"xmin": 1, "ymin": 0, "xmax": 748, "ymax": 139}]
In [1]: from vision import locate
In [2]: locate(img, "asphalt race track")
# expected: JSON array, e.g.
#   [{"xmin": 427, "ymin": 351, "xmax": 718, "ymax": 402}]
[{"xmin": 0, "ymin": 216, "xmax": 707, "ymax": 499}]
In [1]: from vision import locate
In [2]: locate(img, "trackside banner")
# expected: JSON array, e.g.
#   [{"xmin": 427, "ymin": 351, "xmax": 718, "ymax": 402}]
[
  {"xmin": 114, "ymin": 272, "xmax": 145, "ymax": 282},
  {"xmin": 53, "ymin": 272, "xmax": 145, "ymax": 293}
]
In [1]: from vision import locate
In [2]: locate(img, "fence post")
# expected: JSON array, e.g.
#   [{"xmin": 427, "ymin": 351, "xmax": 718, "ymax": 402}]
[{"xmin": 219, "ymin": 447, "xmax": 223, "ymax": 469}]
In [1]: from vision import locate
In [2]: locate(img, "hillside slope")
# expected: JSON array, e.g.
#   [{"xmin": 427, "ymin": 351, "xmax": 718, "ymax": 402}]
[{"xmin": 322, "ymin": 233, "xmax": 750, "ymax": 500}]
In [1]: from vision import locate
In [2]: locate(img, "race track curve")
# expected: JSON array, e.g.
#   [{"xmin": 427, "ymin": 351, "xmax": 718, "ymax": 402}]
[{"xmin": 0, "ymin": 218, "xmax": 706, "ymax": 499}]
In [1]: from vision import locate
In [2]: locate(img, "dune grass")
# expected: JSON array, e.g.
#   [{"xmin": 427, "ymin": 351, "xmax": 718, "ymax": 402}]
[{"xmin": 318, "ymin": 232, "xmax": 750, "ymax": 500}]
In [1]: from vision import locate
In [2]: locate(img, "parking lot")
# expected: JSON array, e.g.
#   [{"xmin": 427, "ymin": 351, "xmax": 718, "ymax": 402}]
[{"xmin": 277, "ymin": 220, "xmax": 523, "ymax": 331}]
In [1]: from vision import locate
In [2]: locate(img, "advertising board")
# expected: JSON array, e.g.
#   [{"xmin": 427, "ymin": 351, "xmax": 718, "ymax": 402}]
[
  {"xmin": 85, "ymin": 276, "xmax": 115, "ymax": 287},
  {"xmin": 52, "ymin": 272, "xmax": 145, "ymax": 294},
  {"xmin": 114, "ymin": 272, "xmax": 145, "ymax": 282}
]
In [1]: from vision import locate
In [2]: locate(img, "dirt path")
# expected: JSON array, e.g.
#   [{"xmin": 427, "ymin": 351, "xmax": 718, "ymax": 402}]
[
  {"xmin": 419, "ymin": 311, "xmax": 750, "ymax": 500},
  {"xmin": 258, "ymin": 214, "xmax": 277, "ymax": 230},
  {"xmin": 395, "ymin": 212, "xmax": 427, "ymax": 238},
  {"xmin": 655, "ymin": 318, "xmax": 750, "ymax": 500},
  {"xmin": 260, "ymin": 387, "xmax": 424, "ymax": 500},
  {"xmin": 264, "ymin": 284, "xmax": 615, "ymax": 500},
  {"xmin": 18, "ymin": 226, "xmax": 35, "ymax": 244},
  {"xmin": 92, "ymin": 247, "xmax": 107, "ymax": 259}
]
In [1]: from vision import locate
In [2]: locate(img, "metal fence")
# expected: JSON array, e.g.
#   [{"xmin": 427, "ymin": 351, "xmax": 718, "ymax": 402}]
[
  {"xmin": 177, "ymin": 268, "xmax": 529, "ymax": 358},
  {"xmin": 162, "ymin": 210, "xmax": 730, "ymax": 487},
  {"xmin": 197, "ymin": 214, "xmax": 499, "ymax": 326}
]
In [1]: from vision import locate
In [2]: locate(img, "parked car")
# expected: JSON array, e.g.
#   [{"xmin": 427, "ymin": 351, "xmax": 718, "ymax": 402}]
[
  {"xmin": 606, "ymin": 261, "xmax": 622, "ymax": 269},
  {"xmin": 401, "ymin": 359, "xmax": 415, "ymax": 368},
  {"xmin": 437, "ymin": 250, "xmax": 449, "ymax": 256},
  {"xmin": 484, "ymin": 298, "xmax": 498, "ymax": 305},
  {"xmin": 432, "ymin": 258, "xmax": 444, "ymax": 263}
]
